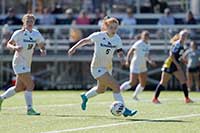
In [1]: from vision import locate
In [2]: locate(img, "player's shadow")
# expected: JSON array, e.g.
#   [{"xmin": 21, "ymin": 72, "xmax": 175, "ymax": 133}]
[
  {"xmin": 126, "ymin": 118, "xmax": 186, "ymax": 123},
  {"xmin": 42, "ymin": 114, "xmax": 186, "ymax": 123}
]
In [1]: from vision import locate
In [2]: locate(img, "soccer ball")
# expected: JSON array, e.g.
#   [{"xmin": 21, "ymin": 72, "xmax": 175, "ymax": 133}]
[{"xmin": 110, "ymin": 101, "xmax": 125, "ymax": 116}]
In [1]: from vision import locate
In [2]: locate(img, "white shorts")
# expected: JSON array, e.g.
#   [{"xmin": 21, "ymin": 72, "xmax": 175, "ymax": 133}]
[
  {"xmin": 12, "ymin": 64, "xmax": 31, "ymax": 74},
  {"xmin": 130, "ymin": 61, "xmax": 147, "ymax": 74},
  {"xmin": 91, "ymin": 67, "xmax": 112, "ymax": 79}
]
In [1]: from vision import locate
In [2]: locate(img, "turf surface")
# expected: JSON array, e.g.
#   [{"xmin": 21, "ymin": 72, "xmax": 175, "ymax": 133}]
[{"xmin": 0, "ymin": 91, "xmax": 200, "ymax": 133}]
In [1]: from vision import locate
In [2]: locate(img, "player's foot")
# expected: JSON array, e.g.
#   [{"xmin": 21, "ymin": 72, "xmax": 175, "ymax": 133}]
[
  {"xmin": 0, "ymin": 98, "xmax": 3, "ymax": 111},
  {"xmin": 27, "ymin": 108, "xmax": 40, "ymax": 115},
  {"xmin": 185, "ymin": 98, "xmax": 193, "ymax": 103},
  {"xmin": 81, "ymin": 93, "xmax": 88, "ymax": 110},
  {"xmin": 123, "ymin": 108, "xmax": 137, "ymax": 117},
  {"xmin": 133, "ymin": 96, "xmax": 139, "ymax": 101},
  {"xmin": 152, "ymin": 98, "xmax": 161, "ymax": 104}
]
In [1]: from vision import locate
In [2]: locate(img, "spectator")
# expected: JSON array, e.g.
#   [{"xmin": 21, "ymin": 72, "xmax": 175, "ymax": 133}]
[
  {"xmin": 120, "ymin": 8, "xmax": 136, "ymax": 39},
  {"xmin": 97, "ymin": 12, "xmax": 107, "ymax": 27},
  {"xmin": 51, "ymin": 4, "xmax": 63, "ymax": 14},
  {"xmin": 157, "ymin": 8, "xmax": 175, "ymax": 38},
  {"xmin": 39, "ymin": 8, "xmax": 55, "ymax": 25},
  {"xmin": 158, "ymin": 0, "xmax": 168, "ymax": 13},
  {"xmin": 184, "ymin": 11, "xmax": 197, "ymax": 38},
  {"xmin": 184, "ymin": 11, "xmax": 197, "ymax": 25},
  {"xmin": 75, "ymin": 10, "xmax": 90, "ymax": 25},
  {"xmin": 3, "ymin": 8, "xmax": 21, "ymax": 25},
  {"xmin": 90, "ymin": 9, "xmax": 102, "ymax": 25},
  {"xmin": 1, "ymin": 24, "xmax": 12, "ymax": 50},
  {"xmin": 64, "ymin": 9, "xmax": 75, "ymax": 25}
]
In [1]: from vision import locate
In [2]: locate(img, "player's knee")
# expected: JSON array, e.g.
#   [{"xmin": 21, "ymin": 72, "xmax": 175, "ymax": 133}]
[
  {"xmin": 112, "ymin": 87, "xmax": 120, "ymax": 93},
  {"xmin": 27, "ymin": 83, "xmax": 35, "ymax": 91},
  {"xmin": 129, "ymin": 80, "xmax": 136, "ymax": 86},
  {"xmin": 96, "ymin": 89, "xmax": 105, "ymax": 94},
  {"xmin": 15, "ymin": 87, "xmax": 24, "ymax": 93}
]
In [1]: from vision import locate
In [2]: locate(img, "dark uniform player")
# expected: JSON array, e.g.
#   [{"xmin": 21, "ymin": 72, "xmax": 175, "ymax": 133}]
[{"xmin": 152, "ymin": 30, "xmax": 193, "ymax": 104}]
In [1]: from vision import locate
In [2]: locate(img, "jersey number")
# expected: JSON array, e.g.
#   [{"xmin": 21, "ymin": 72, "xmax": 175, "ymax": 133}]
[
  {"xmin": 106, "ymin": 49, "xmax": 111, "ymax": 54},
  {"xmin": 27, "ymin": 44, "xmax": 33, "ymax": 50}
]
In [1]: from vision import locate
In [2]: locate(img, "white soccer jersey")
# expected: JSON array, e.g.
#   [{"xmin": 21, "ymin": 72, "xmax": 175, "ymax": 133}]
[
  {"xmin": 130, "ymin": 40, "xmax": 150, "ymax": 73},
  {"xmin": 11, "ymin": 29, "xmax": 45, "ymax": 73},
  {"xmin": 87, "ymin": 31, "xmax": 123, "ymax": 70}
]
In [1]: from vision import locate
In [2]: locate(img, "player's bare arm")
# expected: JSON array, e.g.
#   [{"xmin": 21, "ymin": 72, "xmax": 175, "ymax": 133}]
[
  {"xmin": 68, "ymin": 38, "xmax": 93, "ymax": 56},
  {"xmin": 7, "ymin": 40, "xmax": 23, "ymax": 52}
]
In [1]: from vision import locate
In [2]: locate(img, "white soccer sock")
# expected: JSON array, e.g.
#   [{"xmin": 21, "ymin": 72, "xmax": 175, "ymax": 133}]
[
  {"xmin": 113, "ymin": 92, "xmax": 124, "ymax": 104},
  {"xmin": 133, "ymin": 84, "xmax": 144, "ymax": 97},
  {"xmin": 24, "ymin": 91, "xmax": 33, "ymax": 110},
  {"xmin": 85, "ymin": 86, "xmax": 98, "ymax": 99},
  {"xmin": 120, "ymin": 81, "xmax": 131, "ymax": 91},
  {"xmin": 0, "ymin": 86, "xmax": 16, "ymax": 99}
]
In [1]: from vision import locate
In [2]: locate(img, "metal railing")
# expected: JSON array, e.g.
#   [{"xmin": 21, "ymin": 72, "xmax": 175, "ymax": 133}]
[{"xmin": 0, "ymin": 24, "xmax": 199, "ymax": 89}]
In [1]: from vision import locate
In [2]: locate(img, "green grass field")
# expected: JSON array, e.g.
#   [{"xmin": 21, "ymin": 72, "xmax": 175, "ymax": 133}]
[{"xmin": 0, "ymin": 90, "xmax": 200, "ymax": 133}]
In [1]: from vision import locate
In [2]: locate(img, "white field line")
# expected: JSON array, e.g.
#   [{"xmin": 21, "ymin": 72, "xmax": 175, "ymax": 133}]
[
  {"xmin": 3, "ymin": 98, "xmax": 200, "ymax": 110},
  {"xmin": 41, "ymin": 113, "xmax": 200, "ymax": 133}
]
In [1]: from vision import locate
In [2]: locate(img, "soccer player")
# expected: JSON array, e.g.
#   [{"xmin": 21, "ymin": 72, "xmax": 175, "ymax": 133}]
[
  {"xmin": 183, "ymin": 41, "xmax": 200, "ymax": 91},
  {"xmin": 152, "ymin": 30, "xmax": 193, "ymax": 104},
  {"xmin": 68, "ymin": 17, "xmax": 137, "ymax": 117},
  {"xmin": 120, "ymin": 31, "xmax": 156, "ymax": 100},
  {"xmin": 0, "ymin": 14, "xmax": 46, "ymax": 115}
]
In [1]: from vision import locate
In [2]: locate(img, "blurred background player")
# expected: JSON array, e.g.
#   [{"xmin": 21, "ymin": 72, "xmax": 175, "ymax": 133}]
[
  {"xmin": 183, "ymin": 41, "xmax": 200, "ymax": 91},
  {"xmin": 120, "ymin": 31, "xmax": 156, "ymax": 100},
  {"xmin": 68, "ymin": 17, "xmax": 137, "ymax": 117},
  {"xmin": 0, "ymin": 14, "xmax": 46, "ymax": 115},
  {"xmin": 152, "ymin": 30, "xmax": 193, "ymax": 104}
]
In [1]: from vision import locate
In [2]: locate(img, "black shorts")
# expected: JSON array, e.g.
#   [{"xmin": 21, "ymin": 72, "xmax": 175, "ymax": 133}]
[
  {"xmin": 187, "ymin": 67, "xmax": 200, "ymax": 73},
  {"xmin": 161, "ymin": 63, "xmax": 178, "ymax": 74}
]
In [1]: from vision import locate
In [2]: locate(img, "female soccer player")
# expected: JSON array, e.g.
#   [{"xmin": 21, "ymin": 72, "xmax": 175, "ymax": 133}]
[
  {"xmin": 68, "ymin": 17, "xmax": 137, "ymax": 117},
  {"xmin": 0, "ymin": 14, "xmax": 46, "ymax": 115},
  {"xmin": 120, "ymin": 31, "xmax": 156, "ymax": 100},
  {"xmin": 152, "ymin": 30, "xmax": 193, "ymax": 104},
  {"xmin": 183, "ymin": 41, "xmax": 200, "ymax": 91}
]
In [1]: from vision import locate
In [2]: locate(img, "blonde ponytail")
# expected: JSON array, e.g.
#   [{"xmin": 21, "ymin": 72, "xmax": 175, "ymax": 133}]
[{"xmin": 170, "ymin": 34, "xmax": 180, "ymax": 44}]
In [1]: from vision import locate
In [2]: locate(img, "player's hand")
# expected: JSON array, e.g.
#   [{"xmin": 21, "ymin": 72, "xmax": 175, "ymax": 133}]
[
  {"xmin": 14, "ymin": 45, "xmax": 23, "ymax": 52},
  {"xmin": 68, "ymin": 47, "xmax": 76, "ymax": 56},
  {"xmin": 40, "ymin": 49, "xmax": 46, "ymax": 56},
  {"xmin": 150, "ymin": 60, "xmax": 157, "ymax": 67},
  {"xmin": 125, "ymin": 60, "xmax": 129, "ymax": 67}
]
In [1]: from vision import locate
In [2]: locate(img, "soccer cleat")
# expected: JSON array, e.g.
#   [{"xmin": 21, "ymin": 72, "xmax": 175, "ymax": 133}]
[
  {"xmin": 152, "ymin": 98, "xmax": 161, "ymax": 104},
  {"xmin": 80, "ymin": 94, "xmax": 88, "ymax": 111},
  {"xmin": 0, "ymin": 98, "xmax": 3, "ymax": 111},
  {"xmin": 185, "ymin": 98, "xmax": 193, "ymax": 103},
  {"xmin": 27, "ymin": 108, "xmax": 40, "ymax": 115},
  {"xmin": 123, "ymin": 108, "xmax": 137, "ymax": 117}
]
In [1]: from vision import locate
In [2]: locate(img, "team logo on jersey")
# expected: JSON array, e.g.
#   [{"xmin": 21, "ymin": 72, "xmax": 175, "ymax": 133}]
[
  {"xmin": 103, "ymin": 37, "xmax": 106, "ymax": 40},
  {"xmin": 100, "ymin": 41, "xmax": 116, "ymax": 48},
  {"xmin": 23, "ymin": 37, "xmax": 36, "ymax": 43}
]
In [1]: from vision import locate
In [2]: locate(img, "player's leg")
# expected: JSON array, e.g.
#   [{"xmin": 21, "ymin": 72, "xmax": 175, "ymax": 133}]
[
  {"xmin": 120, "ymin": 73, "xmax": 138, "ymax": 91},
  {"xmin": 81, "ymin": 82, "xmax": 106, "ymax": 110},
  {"xmin": 98, "ymin": 72, "xmax": 137, "ymax": 117},
  {"xmin": 0, "ymin": 75, "xmax": 25, "ymax": 111},
  {"xmin": 133, "ymin": 72, "xmax": 147, "ymax": 100},
  {"xmin": 174, "ymin": 70, "xmax": 193, "ymax": 103},
  {"xmin": 186, "ymin": 70, "xmax": 193, "ymax": 91},
  {"xmin": 19, "ymin": 72, "xmax": 40, "ymax": 115},
  {"xmin": 152, "ymin": 71, "xmax": 171, "ymax": 104},
  {"xmin": 194, "ymin": 72, "xmax": 199, "ymax": 91}
]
